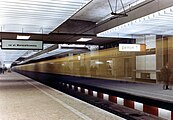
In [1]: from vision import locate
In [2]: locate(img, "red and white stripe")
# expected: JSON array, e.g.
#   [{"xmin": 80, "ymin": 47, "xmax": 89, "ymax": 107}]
[{"xmin": 61, "ymin": 83, "xmax": 173, "ymax": 120}]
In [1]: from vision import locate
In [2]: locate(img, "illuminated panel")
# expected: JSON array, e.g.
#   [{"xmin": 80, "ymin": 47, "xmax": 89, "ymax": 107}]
[
  {"xmin": 119, "ymin": 44, "xmax": 146, "ymax": 52},
  {"xmin": 0, "ymin": 0, "xmax": 92, "ymax": 34},
  {"xmin": 17, "ymin": 35, "xmax": 30, "ymax": 39},
  {"xmin": 97, "ymin": 5, "xmax": 173, "ymax": 38},
  {"xmin": 76, "ymin": 38, "xmax": 92, "ymax": 42}
]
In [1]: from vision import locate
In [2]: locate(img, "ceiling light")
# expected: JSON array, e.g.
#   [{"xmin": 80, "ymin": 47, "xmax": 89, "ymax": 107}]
[
  {"xmin": 0, "ymin": 0, "xmax": 92, "ymax": 34},
  {"xmin": 76, "ymin": 38, "xmax": 92, "ymax": 42},
  {"xmin": 95, "ymin": 61, "xmax": 103, "ymax": 65},
  {"xmin": 60, "ymin": 44, "xmax": 86, "ymax": 48},
  {"xmin": 17, "ymin": 35, "xmax": 30, "ymax": 39}
]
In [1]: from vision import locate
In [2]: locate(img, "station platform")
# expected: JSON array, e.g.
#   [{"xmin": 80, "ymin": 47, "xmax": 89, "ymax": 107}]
[
  {"xmin": 0, "ymin": 72, "xmax": 125, "ymax": 120},
  {"xmin": 15, "ymin": 70, "xmax": 173, "ymax": 120}
]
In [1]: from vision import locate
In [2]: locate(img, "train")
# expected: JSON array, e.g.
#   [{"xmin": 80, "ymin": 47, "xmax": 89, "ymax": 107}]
[{"xmin": 14, "ymin": 47, "xmax": 157, "ymax": 83}]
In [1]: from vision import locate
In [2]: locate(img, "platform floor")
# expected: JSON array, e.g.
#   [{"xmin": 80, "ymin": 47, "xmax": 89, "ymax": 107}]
[{"xmin": 0, "ymin": 72, "xmax": 125, "ymax": 120}]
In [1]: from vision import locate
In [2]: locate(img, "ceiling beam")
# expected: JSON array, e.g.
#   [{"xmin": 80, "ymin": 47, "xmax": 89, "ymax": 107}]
[{"xmin": 95, "ymin": 0, "xmax": 173, "ymax": 33}]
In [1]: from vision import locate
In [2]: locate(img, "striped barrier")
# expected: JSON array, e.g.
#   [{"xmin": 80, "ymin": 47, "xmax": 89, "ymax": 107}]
[{"xmin": 61, "ymin": 83, "xmax": 173, "ymax": 120}]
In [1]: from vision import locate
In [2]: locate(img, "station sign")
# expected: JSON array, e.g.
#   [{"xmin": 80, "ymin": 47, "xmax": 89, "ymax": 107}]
[
  {"xmin": 1, "ymin": 40, "xmax": 43, "ymax": 50},
  {"xmin": 119, "ymin": 44, "xmax": 146, "ymax": 52}
]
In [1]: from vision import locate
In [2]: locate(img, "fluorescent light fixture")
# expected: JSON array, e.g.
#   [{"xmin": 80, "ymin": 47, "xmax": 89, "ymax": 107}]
[
  {"xmin": 60, "ymin": 44, "xmax": 86, "ymax": 48},
  {"xmin": 17, "ymin": 35, "xmax": 30, "ymax": 39},
  {"xmin": 77, "ymin": 38, "xmax": 92, "ymax": 42},
  {"xmin": 95, "ymin": 61, "xmax": 103, "ymax": 64}
]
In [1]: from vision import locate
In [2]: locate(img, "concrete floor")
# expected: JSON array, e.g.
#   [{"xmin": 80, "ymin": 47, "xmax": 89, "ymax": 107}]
[{"xmin": 0, "ymin": 72, "xmax": 125, "ymax": 120}]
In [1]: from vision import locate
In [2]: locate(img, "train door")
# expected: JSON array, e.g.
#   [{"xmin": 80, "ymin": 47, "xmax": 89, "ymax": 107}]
[{"xmin": 124, "ymin": 58, "xmax": 132, "ymax": 78}]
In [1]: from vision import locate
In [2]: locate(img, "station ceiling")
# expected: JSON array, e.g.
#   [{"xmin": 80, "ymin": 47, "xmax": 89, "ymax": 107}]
[
  {"xmin": 1, "ymin": 0, "xmax": 173, "ymax": 66},
  {"xmin": 1, "ymin": 0, "xmax": 173, "ymax": 43},
  {"xmin": 0, "ymin": 0, "xmax": 144, "ymax": 44}
]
